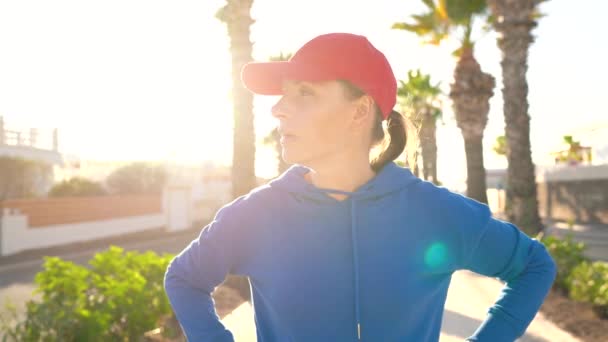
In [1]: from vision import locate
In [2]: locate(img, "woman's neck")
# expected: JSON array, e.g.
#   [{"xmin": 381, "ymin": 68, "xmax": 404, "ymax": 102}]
[{"xmin": 303, "ymin": 159, "xmax": 377, "ymax": 201}]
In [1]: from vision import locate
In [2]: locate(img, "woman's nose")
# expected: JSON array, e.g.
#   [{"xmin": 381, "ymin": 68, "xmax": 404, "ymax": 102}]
[{"xmin": 271, "ymin": 97, "xmax": 289, "ymax": 119}]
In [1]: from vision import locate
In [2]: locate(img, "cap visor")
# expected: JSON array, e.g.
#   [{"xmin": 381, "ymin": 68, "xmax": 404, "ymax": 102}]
[{"xmin": 241, "ymin": 61, "xmax": 333, "ymax": 95}]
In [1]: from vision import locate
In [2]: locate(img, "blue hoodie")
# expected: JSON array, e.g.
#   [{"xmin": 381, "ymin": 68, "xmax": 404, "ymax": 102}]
[{"xmin": 164, "ymin": 161, "xmax": 557, "ymax": 342}]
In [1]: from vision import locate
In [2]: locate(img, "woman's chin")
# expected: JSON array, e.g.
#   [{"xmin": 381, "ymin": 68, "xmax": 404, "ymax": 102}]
[{"xmin": 281, "ymin": 150, "xmax": 304, "ymax": 165}]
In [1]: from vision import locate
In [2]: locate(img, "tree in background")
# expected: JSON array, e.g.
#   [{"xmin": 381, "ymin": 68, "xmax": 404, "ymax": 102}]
[
  {"xmin": 105, "ymin": 162, "xmax": 166, "ymax": 195},
  {"xmin": 0, "ymin": 156, "xmax": 52, "ymax": 200},
  {"xmin": 269, "ymin": 52, "xmax": 293, "ymax": 62},
  {"xmin": 216, "ymin": 0, "xmax": 257, "ymax": 200},
  {"xmin": 487, "ymin": 0, "xmax": 546, "ymax": 235},
  {"xmin": 393, "ymin": 0, "xmax": 495, "ymax": 204},
  {"xmin": 216, "ymin": 0, "xmax": 256, "ymax": 303},
  {"xmin": 492, "ymin": 135, "xmax": 508, "ymax": 157},
  {"xmin": 48, "ymin": 177, "xmax": 107, "ymax": 197},
  {"xmin": 397, "ymin": 69, "xmax": 443, "ymax": 185},
  {"xmin": 553, "ymin": 135, "xmax": 592, "ymax": 166}
]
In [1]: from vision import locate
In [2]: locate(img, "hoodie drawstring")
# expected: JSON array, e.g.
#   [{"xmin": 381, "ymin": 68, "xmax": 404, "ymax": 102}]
[
  {"xmin": 314, "ymin": 188, "xmax": 362, "ymax": 341},
  {"xmin": 351, "ymin": 199, "xmax": 361, "ymax": 340}
]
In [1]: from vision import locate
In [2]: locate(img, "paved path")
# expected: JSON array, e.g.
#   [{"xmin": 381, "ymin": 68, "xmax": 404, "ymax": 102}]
[{"xmin": 221, "ymin": 270, "xmax": 580, "ymax": 341}]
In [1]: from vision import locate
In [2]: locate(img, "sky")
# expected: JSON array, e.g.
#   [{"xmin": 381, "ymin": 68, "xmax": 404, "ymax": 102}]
[{"xmin": 0, "ymin": 0, "xmax": 606, "ymax": 189}]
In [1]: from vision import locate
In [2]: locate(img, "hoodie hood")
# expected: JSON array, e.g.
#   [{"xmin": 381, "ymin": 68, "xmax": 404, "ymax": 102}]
[{"xmin": 267, "ymin": 160, "xmax": 421, "ymax": 203}]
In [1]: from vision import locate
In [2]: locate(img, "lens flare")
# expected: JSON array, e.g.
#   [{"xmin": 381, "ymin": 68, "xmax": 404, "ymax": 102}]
[{"xmin": 424, "ymin": 242, "xmax": 448, "ymax": 269}]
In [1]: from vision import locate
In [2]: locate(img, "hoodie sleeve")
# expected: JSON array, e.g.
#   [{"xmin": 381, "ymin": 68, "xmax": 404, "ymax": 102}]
[
  {"xmin": 163, "ymin": 196, "xmax": 254, "ymax": 342},
  {"xmin": 456, "ymin": 214, "xmax": 558, "ymax": 342}
]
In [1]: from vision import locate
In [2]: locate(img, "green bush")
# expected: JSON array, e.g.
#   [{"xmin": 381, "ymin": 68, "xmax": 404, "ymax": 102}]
[
  {"xmin": 0, "ymin": 156, "xmax": 52, "ymax": 200},
  {"xmin": 1, "ymin": 246, "xmax": 175, "ymax": 341},
  {"xmin": 566, "ymin": 261, "xmax": 608, "ymax": 319},
  {"xmin": 106, "ymin": 162, "xmax": 167, "ymax": 195},
  {"xmin": 540, "ymin": 234, "xmax": 589, "ymax": 291},
  {"xmin": 48, "ymin": 177, "xmax": 107, "ymax": 197}
]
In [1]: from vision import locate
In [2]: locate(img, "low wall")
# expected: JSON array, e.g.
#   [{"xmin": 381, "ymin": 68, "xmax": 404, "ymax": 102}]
[
  {"xmin": 1, "ymin": 210, "xmax": 164, "ymax": 256},
  {"xmin": 0, "ymin": 187, "xmax": 224, "ymax": 256},
  {"xmin": 0, "ymin": 195, "xmax": 161, "ymax": 227},
  {"xmin": 537, "ymin": 164, "xmax": 608, "ymax": 224},
  {"xmin": 485, "ymin": 164, "xmax": 608, "ymax": 225}
]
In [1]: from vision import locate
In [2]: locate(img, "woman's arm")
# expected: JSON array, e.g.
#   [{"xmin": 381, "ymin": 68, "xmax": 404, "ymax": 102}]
[
  {"xmin": 164, "ymin": 196, "xmax": 253, "ymax": 342},
  {"xmin": 457, "ymin": 216, "xmax": 558, "ymax": 342}
]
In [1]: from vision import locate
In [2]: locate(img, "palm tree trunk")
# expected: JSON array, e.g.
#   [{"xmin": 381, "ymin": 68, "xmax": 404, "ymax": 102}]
[
  {"xmin": 488, "ymin": 0, "xmax": 543, "ymax": 235},
  {"xmin": 217, "ymin": 0, "xmax": 255, "ymax": 303},
  {"xmin": 420, "ymin": 109, "xmax": 439, "ymax": 184},
  {"xmin": 218, "ymin": 0, "xmax": 256, "ymax": 200},
  {"xmin": 450, "ymin": 47, "xmax": 495, "ymax": 204},
  {"xmin": 464, "ymin": 134, "xmax": 488, "ymax": 203}
]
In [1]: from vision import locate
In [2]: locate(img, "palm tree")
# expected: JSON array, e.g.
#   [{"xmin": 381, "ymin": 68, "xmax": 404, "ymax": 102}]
[
  {"xmin": 393, "ymin": 0, "xmax": 495, "ymax": 204},
  {"xmin": 269, "ymin": 52, "xmax": 293, "ymax": 62},
  {"xmin": 486, "ymin": 0, "xmax": 546, "ymax": 235},
  {"xmin": 216, "ymin": 0, "xmax": 256, "ymax": 200},
  {"xmin": 492, "ymin": 135, "xmax": 507, "ymax": 157},
  {"xmin": 554, "ymin": 135, "xmax": 591, "ymax": 165},
  {"xmin": 216, "ymin": 0, "xmax": 255, "ymax": 303},
  {"xmin": 397, "ymin": 69, "xmax": 443, "ymax": 185}
]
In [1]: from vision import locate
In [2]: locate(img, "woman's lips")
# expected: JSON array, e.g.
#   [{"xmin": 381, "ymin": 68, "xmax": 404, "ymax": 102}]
[{"xmin": 280, "ymin": 134, "xmax": 297, "ymax": 144}]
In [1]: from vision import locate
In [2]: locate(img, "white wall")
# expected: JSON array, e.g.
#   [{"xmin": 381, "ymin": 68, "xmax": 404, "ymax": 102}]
[
  {"xmin": 1, "ymin": 208, "xmax": 164, "ymax": 256},
  {"xmin": 536, "ymin": 163, "xmax": 608, "ymax": 182},
  {"xmin": 165, "ymin": 186, "xmax": 192, "ymax": 232},
  {"xmin": 0, "ymin": 186, "xmax": 221, "ymax": 256},
  {"xmin": 0, "ymin": 182, "xmax": 236, "ymax": 256}
]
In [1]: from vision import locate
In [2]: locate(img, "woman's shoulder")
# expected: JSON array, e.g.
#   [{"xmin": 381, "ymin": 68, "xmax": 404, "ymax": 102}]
[
  {"xmin": 405, "ymin": 179, "xmax": 492, "ymax": 226},
  {"xmin": 213, "ymin": 182, "xmax": 280, "ymax": 220}
]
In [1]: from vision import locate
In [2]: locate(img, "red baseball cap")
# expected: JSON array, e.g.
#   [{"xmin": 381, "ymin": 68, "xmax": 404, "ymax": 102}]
[{"xmin": 240, "ymin": 33, "xmax": 397, "ymax": 120}]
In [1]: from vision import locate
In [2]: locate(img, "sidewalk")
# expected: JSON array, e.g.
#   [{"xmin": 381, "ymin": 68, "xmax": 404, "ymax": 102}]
[{"xmin": 220, "ymin": 270, "xmax": 581, "ymax": 341}]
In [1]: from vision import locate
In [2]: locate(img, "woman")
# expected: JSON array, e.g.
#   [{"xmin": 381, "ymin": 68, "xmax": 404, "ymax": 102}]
[{"xmin": 164, "ymin": 33, "xmax": 557, "ymax": 342}]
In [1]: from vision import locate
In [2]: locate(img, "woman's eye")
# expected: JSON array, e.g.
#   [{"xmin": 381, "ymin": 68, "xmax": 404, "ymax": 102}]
[{"xmin": 299, "ymin": 87, "xmax": 314, "ymax": 96}]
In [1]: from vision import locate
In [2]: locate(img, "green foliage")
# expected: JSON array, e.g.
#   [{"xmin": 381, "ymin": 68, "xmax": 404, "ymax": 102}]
[
  {"xmin": 106, "ymin": 162, "xmax": 167, "ymax": 195},
  {"xmin": 0, "ymin": 156, "xmax": 52, "ymax": 200},
  {"xmin": 392, "ymin": 0, "xmax": 489, "ymax": 53},
  {"xmin": 444, "ymin": 0, "xmax": 486, "ymax": 24},
  {"xmin": 48, "ymin": 177, "xmax": 107, "ymax": 197},
  {"xmin": 541, "ymin": 234, "xmax": 589, "ymax": 291},
  {"xmin": 1, "ymin": 246, "xmax": 175, "ymax": 341},
  {"xmin": 554, "ymin": 135, "xmax": 591, "ymax": 165},
  {"xmin": 540, "ymin": 234, "xmax": 608, "ymax": 318},
  {"xmin": 269, "ymin": 52, "xmax": 293, "ymax": 62},
  {"xmin": 397, "ymin": 69, "xmax": 443, "ymax": 124},
  {"xmin": 567, "ymin": 261, "xmax": 608, "ymax": 318},
  {"xmin": 492, "ymin": 135, "xmax": 507, "ymax": 156},
  {"xmin": 263, "ymin": 127, "xmax": 280, "ymax": 146},
  {"xmin": 398, "ymin": 70, "xmax": 442, "ymax": 99}
]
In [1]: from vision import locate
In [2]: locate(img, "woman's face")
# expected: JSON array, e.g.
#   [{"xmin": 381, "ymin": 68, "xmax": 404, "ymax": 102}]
[{"xmin": 271, "ymin": 79, "xmax": 371, "ymax": 168}]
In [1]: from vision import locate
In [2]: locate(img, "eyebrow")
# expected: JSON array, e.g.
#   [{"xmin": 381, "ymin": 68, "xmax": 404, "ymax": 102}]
[{"xmin": 282, "ymin": 81, "xmax": 315, "ymax": 92}]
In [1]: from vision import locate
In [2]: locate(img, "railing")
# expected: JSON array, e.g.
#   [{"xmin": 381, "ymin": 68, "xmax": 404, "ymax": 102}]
[{"xmin": 0, "ymin": 116, "xmax": 58, "ymax": 151}]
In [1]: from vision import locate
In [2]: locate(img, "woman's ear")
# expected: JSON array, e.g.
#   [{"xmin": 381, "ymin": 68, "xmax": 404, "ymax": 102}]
[{"xmin": 352, "ymin": 95, "xmax": 375, "ymax": 127}]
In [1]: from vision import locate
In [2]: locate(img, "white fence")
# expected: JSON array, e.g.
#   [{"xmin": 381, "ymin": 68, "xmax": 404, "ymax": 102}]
[{"xmin": 0, "ymin": 184, "xmax": 230, "ymax": 257}]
